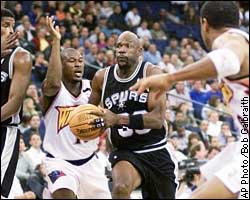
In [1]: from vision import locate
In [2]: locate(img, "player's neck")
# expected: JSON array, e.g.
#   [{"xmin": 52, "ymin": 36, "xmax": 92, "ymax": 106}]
[
  {"xmin": 209, "ymin": 27, "xmax": 232, "ymax": 49},
  {"xmin": 63, "ymin": 80, "xmax": 82, "ymax": 96},
  {"xmin": 117, "ymin": 60, "xmax": 139, "ymax": 78}
]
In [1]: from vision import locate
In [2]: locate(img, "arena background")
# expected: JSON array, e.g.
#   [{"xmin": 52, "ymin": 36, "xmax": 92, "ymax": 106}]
[{"xmin": 1, "ymin": 1, "xmax": 249, "ymax": 199}]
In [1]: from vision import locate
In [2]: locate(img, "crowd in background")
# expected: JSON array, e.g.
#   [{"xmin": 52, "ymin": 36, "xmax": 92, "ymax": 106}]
[{"xmin": 2, "ymin": 1, "xmax": 249, "ymax": 198}]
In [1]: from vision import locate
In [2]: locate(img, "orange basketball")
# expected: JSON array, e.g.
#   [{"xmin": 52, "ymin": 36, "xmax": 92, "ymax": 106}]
[{"xmin": 68, "ymin": 104, "xmax": 104, "ymax": 141}]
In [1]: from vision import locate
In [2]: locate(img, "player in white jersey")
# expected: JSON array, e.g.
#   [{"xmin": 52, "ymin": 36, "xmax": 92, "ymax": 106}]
[
  {"xmin": 42, "ymin": 16, "xmax": 111, "ymax": 199},
  {"xmin": 130, "ymin": 1, "xmax": 249, "ymax": 199}
]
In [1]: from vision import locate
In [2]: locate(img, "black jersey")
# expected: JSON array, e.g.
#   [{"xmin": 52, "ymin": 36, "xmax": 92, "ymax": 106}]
[
  {"xmin": 1, "ymin": 47, "xmax": 24, "ymax": 126},
  {"xmin": 102, "ymin": 60, "xmax": 167, "ymax": 152}
]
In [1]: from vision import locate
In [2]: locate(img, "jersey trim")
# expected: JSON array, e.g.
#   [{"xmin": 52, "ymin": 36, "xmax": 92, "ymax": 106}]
[
  {"xmin": 113, "ymin": 59, "xmax": 143, "ymax": 83},
  {"xmin": 133, "ymin": 138, "xmax": 167, "ymax": 153},
  {"xmin": 101, "ymin": 67, "xmax": 111, "ymax": 106}
]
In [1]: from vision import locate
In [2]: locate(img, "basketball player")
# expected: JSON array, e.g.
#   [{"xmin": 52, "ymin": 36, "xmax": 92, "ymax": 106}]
[
  {"xmin": 42, "ymin": 16, "xmax": 111, "ymax": 199},
  {"xmin": 1, "ymin": 8, "xmax": 32, "ymax": 198},
  {"xmin": 130, "ymin": 1, "xmax": 249, "ymax": 198},
  {"xmin": 89, "ymin": 31, "xmax": 178, "ymax": 198}
]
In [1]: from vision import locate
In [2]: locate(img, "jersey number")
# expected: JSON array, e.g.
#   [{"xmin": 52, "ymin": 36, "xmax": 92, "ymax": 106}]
[{"xmin": 117, "ymin": 110, "xmax": 150, "ymax": 137}]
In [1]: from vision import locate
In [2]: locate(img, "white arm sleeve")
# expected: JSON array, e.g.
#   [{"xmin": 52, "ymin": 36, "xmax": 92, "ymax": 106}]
[{"xmin": 207, "ymin": 48, "xmax": 241, "ymax": 78}]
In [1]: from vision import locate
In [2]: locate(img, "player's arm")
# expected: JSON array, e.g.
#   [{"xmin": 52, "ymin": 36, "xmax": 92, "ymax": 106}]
[
  {"xmin": 42, "ymin": 16, "xmax": 62, "ymax": 111},
  {"xmin": 88, "ymin": 69, "xmax": 105, "ymax": 106},
  {"xmin": 130, "ymin": 35, "xmax": 246, "ymax": 95},
  {"xmin": 1, "ymin": 50, "xmax": 32, "ymax": 122}
]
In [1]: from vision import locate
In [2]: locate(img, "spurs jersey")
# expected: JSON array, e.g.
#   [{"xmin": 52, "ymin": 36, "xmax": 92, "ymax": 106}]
[
  {"xmin": 219, "ymin": 29, "xmax": 249, "ymax": 133},
  {"xmin": 102, "ymin": 60, "xmax": 167, "ymax": 152},
  {"xmin": 43, "ymin": 80, "xmax": 98, "ymax": 160},
  {"xmin": 1, "ymin": 47, "xmax": 26, "ymax": 126}
]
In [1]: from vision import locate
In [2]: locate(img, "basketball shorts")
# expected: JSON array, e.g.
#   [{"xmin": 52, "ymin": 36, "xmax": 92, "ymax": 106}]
[
  {"xmin": 1, "ymin": 126, "xmax": 20, "ymax": 198},
  {"xmin": 44, "ymin": 153, "xmax": 111, "ymax": 199},
  {"xmin": 109, "ymin": 145, "xmax": 178, "ymax": 199},
  {"xmin": 200, "ymin": 142, "xmax": 241, "ymax": 194}
]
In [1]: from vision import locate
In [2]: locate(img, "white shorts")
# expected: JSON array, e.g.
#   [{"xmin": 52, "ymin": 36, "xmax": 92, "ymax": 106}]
[
  {"xmin": 44, "ymin": 153, "xmax": 111, "ymax": 199},
  {"xmin": 200, "ymin": 142, "xmax": 241, "ymax": 194}
]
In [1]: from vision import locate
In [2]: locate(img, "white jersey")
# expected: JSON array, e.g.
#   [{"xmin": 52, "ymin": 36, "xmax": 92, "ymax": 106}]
[
  {"xmin": 219, "ymin": 29, "xmax": 249, "ymax": 133},
  {"xmin": 43, "ymin": 80, "xmax": 99, "ymax": 160}
]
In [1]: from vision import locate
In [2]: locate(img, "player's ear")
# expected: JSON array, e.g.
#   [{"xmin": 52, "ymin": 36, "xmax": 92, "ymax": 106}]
[
  {"xmin": 137, "ymin": 46, "xmax": 143, "ymax": 56},
  {"xmin": 201, "ymin": 18, "xmax": 210, "ymax": 32}
]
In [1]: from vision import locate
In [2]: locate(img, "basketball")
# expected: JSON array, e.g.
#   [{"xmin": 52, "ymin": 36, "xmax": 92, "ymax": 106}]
[{"xmin": 68, "ymin": 104, "xmax": 104, "ymax": 141}]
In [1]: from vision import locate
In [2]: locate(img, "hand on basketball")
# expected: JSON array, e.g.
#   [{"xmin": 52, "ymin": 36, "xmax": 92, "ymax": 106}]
[
  {"xmin": 46, "ymin": 16, "xmax": 61, "ymax": 40},
  {"xmin": 1, "ymin": 31, "xmax": 19, "ymax": 57},
  {"xmin": 88, "ymin": 108, "xmax": 118, "ymax": 128}
]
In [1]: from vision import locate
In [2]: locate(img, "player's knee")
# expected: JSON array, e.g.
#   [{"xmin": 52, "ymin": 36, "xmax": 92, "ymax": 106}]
[{"xmin": 112, "ymin": 183, "xmax": 131, "ymax": 198}]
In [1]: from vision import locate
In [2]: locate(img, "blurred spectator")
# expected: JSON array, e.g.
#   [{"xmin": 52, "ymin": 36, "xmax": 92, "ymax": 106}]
[
  {"xmin": 97, "ymin": 32, "xmax": 108, "ymax": 50},
  {"xmin": 165, "ymin": 109, "xmax": 174, "ymax": 136},
  {"xmin": 170, "ymin": 54, "xmax": 184, "ymax": 70},
  {"xmin": 32, "ymin": 28, "xmax": 50, "ymax": 52},
  {"xmin": 168, "ymin": 81, "xmax": 192, "ymax": 109},
  {"xmin": 56, "ymin": 2, "xmax": 66, "ymax": 21},
  {"xmin": 23, "ymin": 113, "xmax": 41, "ymax": 147},
  {"xmin": 43, "ymin": 1, "xmax": 56, "ymax": 16},
  {"xmin": 89, "ymin": 26, "xmax": 102, "ymax": 43},
  {"xmin": 177, "ymin": 102, "xmax": 197, "ymax": 128},
  {"xmin": 108, "ymin": 4, "xmax": 128, "ymax": 31},
  {"xmin": 189, "ymin": 81, "xmax": 207, "ymax": 120},
  {"xmin": 12, "ymin": 2, "xmax": 25, "ymax": 23},
  {"xmin": 71, "ymin": 36, "xmax": 80, "ymax": 49},
  {"xmin": 25, "ymin": 133, "xmax": 46, "ymax": 169},
  {"xmin": 136, "ymin": 20, "xmax": 152, "ymax": 39},
  {"xmin": 22, "ymin": 98, "xmax": 37, "ymax": 118},
  {"xmin": 209, "ymin": 136, "xmax": 222, "ymax": 149},
  {"xmin": 31, "ymin": 52, "xmax": 48, "ymax": 89},
  {"xmin": 197, "ymin": 120, "xmax": 210, "ymax": 149},
  {"xmin": 18, "ymin": 29, "xmax": 36, "ymax": 55},
  {"xmin": 70, "ymin": 24, "xmax": 80, "ymax": 38},
  {"xmin": 104, "ymin": 35, "xmax": 116, "ymax": 52},
  {"xmin": 167, "ymin": 137, "xmax": 188, "ymax": 162},
  {"xmin": 205, "ymin": 79, "xmax": 223, "ymax": 102},
  {"xmin": 159, "ymin": 53, "xmax": 176, "ymax": 73},
  {"xmin": 207, "ymin": 146, "xmax": 221, "ymax": 160},
  {"xmin": 171, "ymin": 121, "xmax": 192, "ymax": 155},
  {"xmin": 165, "ymin": 38, "xmax": 180, "ymax": 55},
  {"xmin": 25, "ymin": 83, "xmax": 42, "ymax": 112},
  {"xmin": 150, "ymin": 22, "xmax": 168, "ymax": 40},
  {"xmin": 218, "ymin": 123, "xmax": 234, "ymax": 146},
  {"xmin": 28, "ymin": 4, "xmax": 43, "ymax": 26},
  {"xmin": 18, "ymin": 114, "xmax": 31, "ymax": 134},
  {"xmin": 125, "ymin": 7, "xmax": 141, "ymax": 31},
  {"xmin": 26, "ymin": 163, "xmax": 49, "ymax": 199},
  {"xmin": 23, "ymin": 20, "xmax": 36, "ymax": 42},
  {"xmin": 84, "ymin": 50, "xmax": 106, "ymax": 81},
  {"xmin": 143, "ymin": 44, "xmax": 162, "ymax": 65},
  {"xmin": 207, "ymin": 111, "xmax": 223, "ymax": 137},
  {"xmin": 16, "ymin": 136, "xmax": 34, "ymax": 191},
  {"xmin": 201, "ymin": 96, "xmax": 221, "ymax": 120},
  {"xmin": 189, "ymin": 143, "xmax": 207, "ymax": 160},
  {"xmin": 35, "ymin": 14, "xmax": 47, "ymax": 30},
  {"xmin": 183, "ymin": 5, "xmax": 199, "ymax": 25},
  {"xmin": 83, "ymin": 13, "xmax": 97, "ymax": 32},
  {"xmin": 79, "ymin": 27, "xmax": 90, "ymax": 47},
  {"xmin": 191, "ymin": 41, "xmax": 207, "ymax": 61},
  {"xmin": 100, "ymin": 1, "xmax": 113, "ymax": 18},
  {"xmin": 69, "ymin": 1, "xmax": 82, "ymax": 17},
  {"xmin": 187, "ymin": 133, "xmax": 201, "ymax": 152},
  {"xmin": 61, "ymin": 38, "xmax": 72, "ymax": 50},
  {"xmin": 105, "ymin": 49, "xmax": 116, "ymax": 66},
  {"xmin": 85, "ymin": 43, "xmax": 99, "ymax": 64}
]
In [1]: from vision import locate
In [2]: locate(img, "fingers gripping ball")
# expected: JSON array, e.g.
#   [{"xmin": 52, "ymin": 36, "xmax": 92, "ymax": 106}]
[{"xmin": 68, "ymin": 104, "xmax": 104, "ymax": 141}]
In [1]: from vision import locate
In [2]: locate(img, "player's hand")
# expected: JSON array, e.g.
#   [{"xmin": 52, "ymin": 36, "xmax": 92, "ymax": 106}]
[
  {"xmin": 129, "ymin": 74, "xmax": 173, "ymax": 99},
  {"xmin": 1, "ymin": 31, "xmax": 19, "ymax": 57},
  {"xmin": 23, "ymin": 191, "xmax": 36, "ymax": 199},
  {"xmin": 88, "ymin": 108, "xmax": 118, "ymax": 128},
  {"xmin": 46, "ymin": 16, "xmax": 61, "ymax": 40}
]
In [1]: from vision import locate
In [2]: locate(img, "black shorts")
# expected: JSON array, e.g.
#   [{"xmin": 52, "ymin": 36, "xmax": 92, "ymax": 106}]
[
  {"xmin": 109, "ymin": 147, "xmax": 178, "ymax": 199},
  {"xmin": 1, "ymin": 126, "xmax": 20, "ymax": 198}
]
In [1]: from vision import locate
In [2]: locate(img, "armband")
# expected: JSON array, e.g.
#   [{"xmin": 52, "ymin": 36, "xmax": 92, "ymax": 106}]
[
  {"xmin": 128, "ymin": 114, "xmax": 144, "ymax": 129},
  {"xmin": 207, "ymin": 48, "xmax": 240, "ymax": 78}
]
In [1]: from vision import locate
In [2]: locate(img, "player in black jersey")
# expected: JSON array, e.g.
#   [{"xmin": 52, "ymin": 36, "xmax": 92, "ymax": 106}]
[
  {"xmin": 1, "ymin": 8, "xmax": 32, "ymax": 198},
  {"xmin": 89, "ymin": 31, "xmax": 177, "ymax": 198}
]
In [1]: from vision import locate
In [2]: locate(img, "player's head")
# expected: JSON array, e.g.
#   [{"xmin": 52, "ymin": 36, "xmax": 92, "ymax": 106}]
[
  {"xmin": 115, "ymin": 31, "xmax": 143, "ymax": 68},
  {"xmin": 200, "ymin": 1, "xmax": 240, "ymax": 49},
  {"xmin": 61, "ymin": 48, "xmax": 84, "ymax": 82},
  {"xmin": 1, "ymin": 8, "xmax": 15, "ymax": 39}
]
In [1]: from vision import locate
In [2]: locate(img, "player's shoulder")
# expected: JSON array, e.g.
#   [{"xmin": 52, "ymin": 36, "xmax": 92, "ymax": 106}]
[
  {"xmin": 145, "ymin": 62, "xmax": 164, "ymax": 77},
  {"xmin": 13, "ymin": 47, "xmax": 32, "ymax": 64}
]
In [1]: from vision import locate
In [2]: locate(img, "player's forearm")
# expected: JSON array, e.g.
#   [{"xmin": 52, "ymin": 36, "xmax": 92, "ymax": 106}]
[
  {"xmin": 168, "ymin": 56, "xmax": 218, "ymax": 84},
  {"xmin": 45, "ymin": 39, "xmax": 62, "ymax": 87},
  {"xmin": 1, "ymin": 98, "xmax": 21, "ymax": 122}
]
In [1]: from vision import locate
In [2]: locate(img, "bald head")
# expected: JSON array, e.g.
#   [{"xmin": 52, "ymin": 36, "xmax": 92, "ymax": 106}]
[
  {"xmin": 61, "ymin": 48, "xmax": 82, "ymax": 61},
  {"xmin": 117, "ymin": 31, "xmax": 140, "ymax": 48}
]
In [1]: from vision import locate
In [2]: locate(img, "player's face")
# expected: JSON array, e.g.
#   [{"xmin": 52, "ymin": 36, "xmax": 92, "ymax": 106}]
[
  {"xmin": 63, "ymin": 51, "xmax": 84, "ymax": 82},
  {"xmin": 115, "ymin": 37, "xmax": 141, "ymax": 68},
  {"xmin": 1, "ymin": 17, "xmax": 15, "ymax": 40}
]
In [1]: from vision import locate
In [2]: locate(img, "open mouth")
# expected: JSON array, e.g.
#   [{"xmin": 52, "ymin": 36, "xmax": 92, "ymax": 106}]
[{"xmin": 74, "ymin": 71, "xmax": 82, "ymax": 78}]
